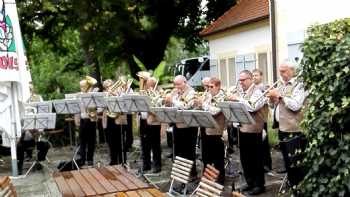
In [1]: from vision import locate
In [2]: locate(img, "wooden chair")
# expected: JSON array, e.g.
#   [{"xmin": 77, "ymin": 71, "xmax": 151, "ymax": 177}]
[
  {"xmin": 190, "ymin": 164, "xmax": 224, "ymax": 197},
  {"xmin": 0, "ymin": 176, "xmax": 17, "ymax": 197},
  {"xmin": 232, "ymin": 191, "xmax": 247, "ymax": 197},
  {"xmin": 168, "ymin": 156, "xmax": 194, "ymax": 196}
]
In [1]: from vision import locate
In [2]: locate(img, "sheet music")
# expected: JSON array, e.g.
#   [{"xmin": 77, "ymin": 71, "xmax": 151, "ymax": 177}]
[
  {"xmin": 218, "ymin": 101, "xmax": 255, "ymax": 124},
  {"xmin": 121, "ymin": 94, "xmax": 151, "ymax": 112},
  {"xmin": 150, "ymin": 107, "xmax": 179, "ymax": 123},
  {"xmin": 53, "ymin": 99, "xmax": 81, "ymax": 114},
  {"xmin": 28, "ymin": 101, "xmax": 53, "ymax": 113},
  {"xmin": 22, "ymin": 113, "xmax": 56, "ymax": 130}
]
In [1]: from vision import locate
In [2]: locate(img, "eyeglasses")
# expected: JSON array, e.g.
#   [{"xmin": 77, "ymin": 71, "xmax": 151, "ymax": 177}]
[{"xmin": 208, "ymin": 85, "xmax": 215, "ymax": 88}]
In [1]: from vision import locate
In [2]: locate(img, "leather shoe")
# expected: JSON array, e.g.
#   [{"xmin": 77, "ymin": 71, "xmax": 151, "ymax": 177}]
[{"xmin": 248, "ymin": 186, "xmax": 265, "ymax": 195}]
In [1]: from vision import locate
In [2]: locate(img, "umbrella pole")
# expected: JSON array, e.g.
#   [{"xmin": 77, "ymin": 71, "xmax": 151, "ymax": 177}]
[{"xmin": 10, "ymin": 82, "xmax": 19, "ymax": 176}]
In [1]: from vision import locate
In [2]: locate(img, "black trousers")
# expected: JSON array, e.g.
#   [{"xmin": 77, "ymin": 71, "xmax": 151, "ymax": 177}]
[
  {"xmin": 140, "ymin": 119, "xmax": 161, "ymax": 169},
  {"xmin": 239, "ymin": 132, "xmax": 265, "ymax": 188},
  {"xmin": 201, "ymin": 130, "xmax": 225, "ymax": 184},
  {"xmin": 105, "ymin": 117, "xmax": 123, "ymax": 165},
  {"xmin": 278, "ymin": 131, "xmax": 305, "ymax": 186},
  {"xmin": 78, "ymin": 118, "xmax": 96, "ymax": 164},
  {"xmin": 173, "ymin": 126, "xmax": 198, "ymax": 175},
  {"xmin": 125, "ymin": 114, "xmax": 133, "ymax": 151},
  {"xmin": 262, "ymin": 123, "xmax": 272, "ymax": 170},
  {"xmin": 17, "ymin": 139, "xmax": 50, "ymax": 172}
]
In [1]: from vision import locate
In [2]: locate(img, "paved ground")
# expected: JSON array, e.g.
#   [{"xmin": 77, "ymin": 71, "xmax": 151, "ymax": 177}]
[{"xmin": 0, "ymin": 138, "xmax": 289, "ymax": 197}]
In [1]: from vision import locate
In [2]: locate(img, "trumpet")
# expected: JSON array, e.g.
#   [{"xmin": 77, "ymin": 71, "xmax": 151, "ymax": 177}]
[{"xmin": 251, "ymin": 80, "xmax": 282, "ymax": 106}]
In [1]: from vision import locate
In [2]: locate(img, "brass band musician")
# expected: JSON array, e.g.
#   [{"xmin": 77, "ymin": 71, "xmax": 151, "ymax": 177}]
[
  {"xmin": 164, "ymin": 75, "xmax": 198, "ymax": 177},
  {"xmin": 197, "ymin": 77, "xmax": 226, "ymax": 184},
  {"xmin": 139, "ymin": 77, "xmax": 162, "ymax": 173},
  {"xmin": 229, "ymin": 70, "xmax": 266, "ymax": 195},
  {"xmin": 75, "ymin": 76, "xmax": 98, "ymax": 166},
  {"xmin": 102, "ymin": 79, "xmax": 124, "ymax": 165},
  {"xmin": 266, "ymin": 59, "xmax": 308, "ymax": 185}
]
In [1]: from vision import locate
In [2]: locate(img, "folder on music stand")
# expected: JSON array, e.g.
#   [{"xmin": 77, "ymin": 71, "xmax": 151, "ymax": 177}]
[
  {"xmin": 180, "ymin": 110, "xmax": 219, "ymax": 129},
  {"xmin": 217, "ymin": 101, "xmax": 255, "ymax": 125},
  {"xmin": 79, "ymin": 92, "xmax": 107, "ymax": 109},
  {"xmin": 65, "ymin": 93, "xmax": 79, "ymax": 99},
  {"xmin": 105, "ymin": 96, "xmax": 127, "ymax": 113},
  {"xmin": 22, "ymin": 113, "xmax": 57, "ymax": 130},
  {"xmin": 53, "ymin": 99, "xmax": 81, "ymax": 114},
  {"xmin": 121, "ymin": 94, "xmax": 151, "ymax": 112},
  {"xmin": 150, "ymin": 107, "xmax": 180, "ymax": 123},
  {"xmin": 28, "ymin": 101, "xmax": 53, "ymax": 113}
]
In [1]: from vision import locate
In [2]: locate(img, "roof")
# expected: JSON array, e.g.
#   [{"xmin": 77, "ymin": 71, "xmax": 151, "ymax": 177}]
[{"xmin": 200, "ymin": 0, "xmax": 269, "ymax": 37}]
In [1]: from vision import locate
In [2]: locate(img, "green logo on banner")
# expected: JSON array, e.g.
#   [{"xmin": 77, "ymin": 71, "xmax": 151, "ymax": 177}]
[{"xmin": 0, "ymin": 15, "xmax": 16, "ymax": 52}]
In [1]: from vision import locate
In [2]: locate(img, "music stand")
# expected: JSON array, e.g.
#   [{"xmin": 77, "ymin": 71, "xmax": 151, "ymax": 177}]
[
  {"xmin": 79, "ymin": 92, "xmax": 107, "ymax": 109},
  {"xmin": 180, "ymin": 110, "xmax": 220, "ymax": 129},
  {"xmin": 21, "ymin": 113, "xmax": 56, "ymax": 177},
  {"xmin": 105, "ymin": 96, "xmax": 130, "ymax": 166},
  {"xmin": 53, "ymin": 99, "xmax": 81, "ymax": 149},
  {"xmin": 121, "ymin": 94, "xmax": 151, "ymax": 112},
  {"xmin": 217, "ymin": 101, "xmax": 255, "ymax": 125},
  {"xmin": 27, "ymin": 101, "xmax": 53, "ymax": 113},
  {"xmin": 150, "ymin": 107, "xmax": 180, "ymax": 123}
]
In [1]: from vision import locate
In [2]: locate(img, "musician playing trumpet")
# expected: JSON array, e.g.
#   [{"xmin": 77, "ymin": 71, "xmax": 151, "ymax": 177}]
[
  {"xmin": 266, "ymin": 59, "xmax": 308, "ymax": 185},
  {"xmin": 164, "ymin": 75, "xmax": 198, "ymax": 177},
  {"xmin": 228, "ymin": 70, "xmax": 266, "ymax": 195},
  {"xmin": 197, "ymin": 77, "xmax": 226, "ymax": 184},
  {"xmin": 139, "ymin": 77, "xmax": 162, "ymax": 173}
]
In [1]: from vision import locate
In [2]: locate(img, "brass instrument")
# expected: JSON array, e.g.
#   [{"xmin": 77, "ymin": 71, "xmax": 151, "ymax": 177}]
[
  {"xmin": 137, "ymin": 71, "xmax": 151, "ymax": 91},
  {"xmin": 108, "ymin": 79, "xmax": 125, "ymax": 96},
  {"xmin": 252, "ymin": 79, "xmax": 282, "ymax": 106},
  {"xmin": 80, "ymin": 76, "xmax": 98, "ymax": 121}
]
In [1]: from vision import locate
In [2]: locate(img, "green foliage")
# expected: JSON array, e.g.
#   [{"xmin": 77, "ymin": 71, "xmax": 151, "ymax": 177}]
[
  {"xmin": 28, "ymin": 29, "xmax": 88, "ymax": 100},
  {"xmin": 298, "ymin": 18, "xmax": 350, "ymax": 196}
]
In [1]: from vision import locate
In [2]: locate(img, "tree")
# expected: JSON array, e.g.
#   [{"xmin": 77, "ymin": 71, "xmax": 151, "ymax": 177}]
[{"xmin": 17, "ymin": 0, "xmax": 235, "ymax": 80}]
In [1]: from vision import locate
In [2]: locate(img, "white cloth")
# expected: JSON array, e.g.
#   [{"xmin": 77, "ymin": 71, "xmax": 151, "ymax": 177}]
[
  {"xmin": 0, "ymin": 82, "xmax": 14, "ymax": 147},
  {"xmin": 238, "ymin": 84, "xmax": 265, "ymax": 112}
]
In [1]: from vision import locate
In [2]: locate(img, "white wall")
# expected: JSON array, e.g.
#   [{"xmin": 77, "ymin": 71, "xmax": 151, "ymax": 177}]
[
  {"xmin": 207, "ymin": 21, "xmax": 272, "ymax": 87},
  {"xmin": 276, "ymin": 0, "xmax": 350, "ymax": 64}
]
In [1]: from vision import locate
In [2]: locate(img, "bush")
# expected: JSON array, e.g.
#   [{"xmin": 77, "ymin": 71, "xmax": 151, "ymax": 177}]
[{"xmin": 298, "ymin": 18, "xmax": 350, "ymax": 196}]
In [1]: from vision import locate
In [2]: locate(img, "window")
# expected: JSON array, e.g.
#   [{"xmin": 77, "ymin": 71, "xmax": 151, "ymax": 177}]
[
  {"xmin": 219, "ymin": 59, "xmax": 227, "ymax": 86},
  {"xmin": 228, "ymin": 58, "xmax": 236, "ymax": 86},
  {"xmin": 258, "ymin": 53, "xmax": 268, "ymax": 83},
  {"xmin": 235, "ymin": 53, "xmax": 256, "ymax": 81}
]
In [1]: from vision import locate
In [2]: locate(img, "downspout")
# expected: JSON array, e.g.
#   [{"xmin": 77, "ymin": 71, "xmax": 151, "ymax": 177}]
[{"xmin": 269, "ymin": 0, "xmax": 277, "ymax": 81}]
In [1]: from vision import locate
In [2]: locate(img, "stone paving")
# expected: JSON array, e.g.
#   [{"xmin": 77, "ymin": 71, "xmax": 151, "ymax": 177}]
[{"xmin": 0, "ymin": 138, "xmax": 289, "ymax": 197}]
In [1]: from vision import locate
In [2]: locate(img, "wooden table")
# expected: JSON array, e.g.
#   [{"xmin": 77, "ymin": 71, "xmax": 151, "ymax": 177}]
[{"xmin": 53, "ymin": 165, "xmax": 164, "ymax": 197}]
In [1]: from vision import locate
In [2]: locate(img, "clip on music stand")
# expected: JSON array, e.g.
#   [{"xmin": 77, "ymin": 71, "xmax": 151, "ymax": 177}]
[
  {"xmin": 180, "ymin": 110, "xmax": 220, "ymax": 129},
  {"xmin": 21, "ymin": 113, "xmax": 56, "ymax": 177},
  {"xmin": 28, "ymin": 101, "xmax": 53, "ymax": 113}
]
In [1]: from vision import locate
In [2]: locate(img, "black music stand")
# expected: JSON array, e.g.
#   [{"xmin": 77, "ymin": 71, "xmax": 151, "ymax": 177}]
[
  {"xmin": 53, "ymin": 99, "xmax": 81, "ymax": 169},
  {"xmin": 121, "ymin": 94, "xmax": 151, "ymax": 113},
  {"xmin": 21, "ymin": 113, "xmax": 56, "ymax": 177},
  {"xmin": 105, "ymin": 96, "xmax": 129, "ymax": 166},
  {"xmin": 218, "ymin": 101, "xmax": 256, "ymax": 192},
  {"xmin": 180, "ymin": 110, "xmax": 219, "ymax": 129},
  {"xmin": 150, "ymin": 107, "xmax": 180, "ymax": 124}
]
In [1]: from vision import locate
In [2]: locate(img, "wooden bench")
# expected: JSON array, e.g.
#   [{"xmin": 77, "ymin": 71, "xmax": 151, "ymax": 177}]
[
  {"xmin": 53, "ymin": 165, "xmax": 165, "ymax": 196},
  {"xmin": 168, "ymin": 156, "xmax": 194, "ymax": 196},
  {"xmin": 0, "ymin": 176, "xmax": 17, "ymax": 197}
]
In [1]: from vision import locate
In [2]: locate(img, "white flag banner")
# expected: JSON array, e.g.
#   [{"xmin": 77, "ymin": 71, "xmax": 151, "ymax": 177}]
[{"xmin": 0, "ymin": 0, "xmax": 31, "ymax": 143}]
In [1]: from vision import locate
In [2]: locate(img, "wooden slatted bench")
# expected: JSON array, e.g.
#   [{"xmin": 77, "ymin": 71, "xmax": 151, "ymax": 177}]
[
  {"xmin": 53, "ymin": 165, "xmax": 165, "ymax": 197},
  {"xmin": 168, "ymin": 156, "xmax": 194, "ymax": 197},
  {"xmin": 0, "ymin": 176, "xmax": 17, "ymax": 197},
  {"xmin": 190, "ymin": 165, "xmax": 223, "ymax": 197}
]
